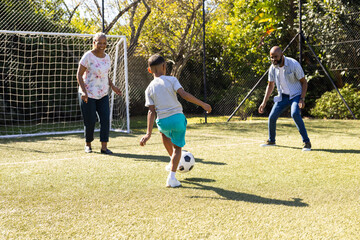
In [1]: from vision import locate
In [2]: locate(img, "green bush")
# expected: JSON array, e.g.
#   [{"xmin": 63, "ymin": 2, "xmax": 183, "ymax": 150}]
[
  {"xmin": 310, "ymin": 84, "xmax": 360, "ymax": 119},
  {"xmin": 235, "ymin": 98, "xmax": 257, "ymax": 120}
]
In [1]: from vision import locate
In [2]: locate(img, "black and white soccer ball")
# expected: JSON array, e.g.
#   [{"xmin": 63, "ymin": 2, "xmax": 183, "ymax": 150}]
[{"xmin": 178, "ymin": 150, "xmax": 195, "ymax": 173}]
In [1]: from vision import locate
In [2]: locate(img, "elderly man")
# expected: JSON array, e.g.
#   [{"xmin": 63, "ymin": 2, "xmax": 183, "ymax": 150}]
[{"xmin": 258, "ymin": 46, "xmax": 311, "ymax": 151}]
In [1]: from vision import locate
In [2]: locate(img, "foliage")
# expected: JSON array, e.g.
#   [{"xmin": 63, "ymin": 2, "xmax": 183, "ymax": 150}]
[
  {"xmin": 207, "ymin": 0, "xmax": 296, "ymax": 76},
  {"xmin": 235, "ymin": 98, "xmax": 256, "ymax": 120},
  {"xmin": 32, "ymin": 0, "xmax": 69, "ymax": 26},
  {"xmin": 124, "ymin": 0, "xmax": 208, "ymax": 78},
  {"xmin": 204, "ymin": 0, "xmax": 297, "ymax": 115},
  {"xmin": 302, "ymin": 0, "xmax": 360, "ymax": 87},
  {"xmin": 2, "ymin": 0, "xmax": 360, "ymax": 118},
  {"xmin": 0, "ymin": 0, "xmax": 75, "ymax": 32},
  {"xmin": 68, "ymin": 14, "xmax": 99, "ymax": 34},
  {"xmin": 0, "ymin": 1, "xmax": 83, "ymax": 126},
  {"xmin": 77, "ymin": 0, "xmax": 151, "ymax": 56},
  {"xmin": 310, "ymin": 83, "xmax": 360, "ymax": 119},
  {"xmin": 300, "ymin": 1, "xmax": 360, "ymax": 117}
]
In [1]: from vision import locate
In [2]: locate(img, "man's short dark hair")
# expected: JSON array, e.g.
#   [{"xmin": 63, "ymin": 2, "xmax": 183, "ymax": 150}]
[{"xmin": 148, "ymin": 54, "xmax": 165, "ymax": 67}]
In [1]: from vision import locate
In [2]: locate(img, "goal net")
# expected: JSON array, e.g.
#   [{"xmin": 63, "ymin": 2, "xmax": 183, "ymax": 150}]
[{"xmin": 0, "ymin": 30, "xmax": 130, "ymax": 138}]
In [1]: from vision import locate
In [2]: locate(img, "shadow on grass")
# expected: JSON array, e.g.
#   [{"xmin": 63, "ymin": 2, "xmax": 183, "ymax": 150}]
[
  {"xmin": 111, "ymin": 153, "xmax": 169, "ymax": 162},
  {"xmin": 276, "ymin": 145, "xmax": 360, "ymax": 154},
  {"xmin": 109, "ymin": 153, "xmax": 226, "ymax": 166},
  {"xmin": 183, "ymin": 178, "xmax": 309, "ymax": 207},
  {"xmin": 312, "ymin": 149, "xmax": 360, "ymax": 154}
]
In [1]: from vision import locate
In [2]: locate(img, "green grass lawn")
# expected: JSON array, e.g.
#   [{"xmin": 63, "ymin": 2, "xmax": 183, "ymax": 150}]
[{"xmin": 0, "ymin": 117, "xmax": 359, "ymax": 239}]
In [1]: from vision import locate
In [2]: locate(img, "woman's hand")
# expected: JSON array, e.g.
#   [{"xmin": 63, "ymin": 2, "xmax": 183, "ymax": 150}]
[
  {"xmin": 111, "ymin": 85, "xmax": 122, "ymax": 96},
  {"xmin": 81, "ymin": 93, "xmax": 88, "ymax": 103}
]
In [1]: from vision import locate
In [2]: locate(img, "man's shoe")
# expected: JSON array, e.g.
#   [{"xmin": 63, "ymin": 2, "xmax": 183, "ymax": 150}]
[
  {"xmin": 166, "ymin": 177, "xmax": 181, "ymax": 188},
  {"xmin": 302, "ymin": 142, "xmax": 311, "ymax": 151},
  {"xmin": 85, "ymin": 146, "xmax": 92, "ymax": 153},
  {"xmin": 260, "ymin": 140, "xmax": 276, "ymax": 147},
  {"xmin": 101, "ymin": 149, "xmax": 113, "ymax": 154}
]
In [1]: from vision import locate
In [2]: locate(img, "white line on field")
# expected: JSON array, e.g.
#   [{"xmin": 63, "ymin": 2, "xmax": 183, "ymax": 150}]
[
  {"xmin": 0, "ymin": 156, "xmax": 88, "ymax": 166},
  {"xmin": 191, "ymin": 133, "xmax": 262, "ymax": 141},
  {"xmin": 210, "ymin": 142, "xmax": 259, "ymax": 147},
  {"xmin": 202, "ymin": 136, "xmax": 262, "ymax": 142}
]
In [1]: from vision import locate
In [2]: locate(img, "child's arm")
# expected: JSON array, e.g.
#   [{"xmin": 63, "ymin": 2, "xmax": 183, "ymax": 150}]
[
  {"xmin": 177, "ymin": 88, "xmax": 212, "ymax": 113},
  {"xmin": 140, "ymin": 105, "xmax": 156, "ymax": 146}
]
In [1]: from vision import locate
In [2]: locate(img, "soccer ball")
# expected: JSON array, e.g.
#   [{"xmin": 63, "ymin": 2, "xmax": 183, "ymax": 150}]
[{"xmin": 178, "ymin": 150, "xmax": 195, "ymax": 173}]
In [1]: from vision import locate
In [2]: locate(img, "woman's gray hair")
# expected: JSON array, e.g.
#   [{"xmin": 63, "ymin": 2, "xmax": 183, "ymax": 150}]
[{"xmin": 93, "ymin": 32, "xmax": 107, "ymax": 42}]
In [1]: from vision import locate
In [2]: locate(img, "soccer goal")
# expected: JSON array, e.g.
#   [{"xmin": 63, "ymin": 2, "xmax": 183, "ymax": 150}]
[{"xmin": 0, "ymin": 30, "xmax": 130, "ymax": 138}]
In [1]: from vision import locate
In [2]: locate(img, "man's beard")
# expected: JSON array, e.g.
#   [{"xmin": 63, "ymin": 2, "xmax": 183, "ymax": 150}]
[{"xmin": 272, "ymin": 56, "xmax": 283, "ymax": 67}]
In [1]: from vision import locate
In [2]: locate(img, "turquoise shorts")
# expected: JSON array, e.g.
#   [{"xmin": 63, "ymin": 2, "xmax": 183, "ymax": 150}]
[{"xmin": 156, "ymin": 113, "xmax": 187, "ymax": 147}]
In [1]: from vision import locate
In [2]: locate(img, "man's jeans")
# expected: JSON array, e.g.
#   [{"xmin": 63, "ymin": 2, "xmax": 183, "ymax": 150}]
[
  {"xmin": 268, "ymin": 94, "xmax": 310, "ymax": 143},
  {"xmin": 80, "ymin": 95, "xmax": 110, "ymax": 143}
]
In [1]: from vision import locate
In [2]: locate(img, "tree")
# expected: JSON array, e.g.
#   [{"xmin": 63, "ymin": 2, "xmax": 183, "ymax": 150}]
[
  {"xmin": 67, "ymin": 0, "xmax": 151, "ymax": 57},
  {"xmin": 126, "ymin": 0, "xmax": 151, "ymax": 57},
  {"xmin": 0, "ymin": 0, "xmax": 76, "ymax": 32},
  {"xmin": 302, "ymin": 0, "xmax": 360, "ymax": 87},
  {"xmin": 207, "ymin": 0, "xmax": 296, "ymax": 76},
  {"xmin": 128, "ymin": 0, "xmax": 211, "ymax": 79},
  {"xmin": 203, "ymin": 0, "xmax": 296, "ymax": 115}
]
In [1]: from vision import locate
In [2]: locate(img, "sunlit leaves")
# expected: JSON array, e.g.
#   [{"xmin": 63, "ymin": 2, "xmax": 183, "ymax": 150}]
[{"xmin": 206, "ymin": 0, "xmax": 290, "ymax": 77}]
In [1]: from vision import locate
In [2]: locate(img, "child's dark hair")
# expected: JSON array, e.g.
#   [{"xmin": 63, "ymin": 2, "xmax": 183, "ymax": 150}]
[{"xmin": 148, "ymin": 54, "xmax": 165, "ymax": 67}]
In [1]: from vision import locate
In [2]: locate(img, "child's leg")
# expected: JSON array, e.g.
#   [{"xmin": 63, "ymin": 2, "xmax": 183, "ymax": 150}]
[
  {"xmin": 167, "ymin": 144, "xmax": 182, "ymax": 187},
  {"xmin": 161, "ymin": 133, "xmax": 173, "ymax": 156},
  {"xmin": 171, "ymin": 145, "xmax": 182, "ymax": 172}
]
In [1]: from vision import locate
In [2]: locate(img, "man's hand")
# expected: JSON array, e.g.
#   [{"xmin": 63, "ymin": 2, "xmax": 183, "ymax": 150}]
[
  {"xmin": 298, "ymin": 99, "xmax": 305, "ymax": 109},
  {"xmin": 258, "ymin": 102, "xmax": 266, "ymax": 114},
  {"xmin": 140, "ymin": 134, "xmax": 151, "ymax": 146}
]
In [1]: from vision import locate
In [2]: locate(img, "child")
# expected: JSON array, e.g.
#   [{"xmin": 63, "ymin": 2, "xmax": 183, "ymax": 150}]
[{"xmin": 140, "ymin": 54, "xmax": 212, "ymax": 188}]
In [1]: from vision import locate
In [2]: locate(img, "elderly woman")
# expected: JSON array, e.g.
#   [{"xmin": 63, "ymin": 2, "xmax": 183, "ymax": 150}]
[{"xmin": 77, "ymin": 32, "xmax": 121, "ymax": 154}]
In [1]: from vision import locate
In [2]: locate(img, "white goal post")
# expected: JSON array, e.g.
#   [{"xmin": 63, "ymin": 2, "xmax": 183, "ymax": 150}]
[{"xmin": 0, "ymin": 30, "xmax": 130, "ymax": 138}]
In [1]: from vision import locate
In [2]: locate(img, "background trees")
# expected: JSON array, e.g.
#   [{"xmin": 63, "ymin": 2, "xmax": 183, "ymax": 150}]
[{"xmin": 1, "ymin": 0, "xmax": 359, "ymax": 118}]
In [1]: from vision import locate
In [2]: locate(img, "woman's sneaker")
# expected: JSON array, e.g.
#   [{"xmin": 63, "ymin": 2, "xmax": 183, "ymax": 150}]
[
  {"xmin": 260, "ymin": 140, "xmax": 276, "ymax": 147},
  {"xmin": 101, "ymin": 149, "xmax": 113, "ymax": 154},
  {"xmin": 302, "ymin": 142, "xmax": 312, "ymax": 151},
  {"xmin": 85, "ymin": 146, "xmax": 92, "ymax": 153}
]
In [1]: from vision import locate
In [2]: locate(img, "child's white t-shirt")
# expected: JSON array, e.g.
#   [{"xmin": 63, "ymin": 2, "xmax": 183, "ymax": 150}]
[
  {"xmin": 145, "ymin": 75, "xmax": 183, "ymax": 119},
  {"xmin": 79, "ymin": 51, "xmax": 111, "ymax": 99}
]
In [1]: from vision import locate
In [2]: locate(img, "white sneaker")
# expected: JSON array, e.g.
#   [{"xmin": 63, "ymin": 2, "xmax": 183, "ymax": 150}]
[
  {"xmin": 84, "ymin": 146, "xmax": 92, "ymax": 153},
  {"xmin": 166, "ymin": 177, "xmax": 181, "ymax": 188}
]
